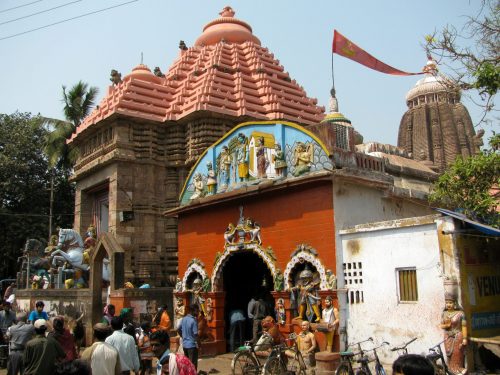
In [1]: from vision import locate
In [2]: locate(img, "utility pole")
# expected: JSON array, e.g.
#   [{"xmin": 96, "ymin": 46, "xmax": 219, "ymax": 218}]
[{"xmin": 48, "ymin": 169, "xmax": 54, "ymax": 241}]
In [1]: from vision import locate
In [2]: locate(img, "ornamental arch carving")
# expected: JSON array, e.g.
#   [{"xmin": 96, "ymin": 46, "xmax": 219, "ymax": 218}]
[
  {"xmin": 284, "ymin": 244, "xmax": 327, "ymax": 290},
  {"xmin": 181, "ymin": 259, "xmax": 208, "ymax": 291}
]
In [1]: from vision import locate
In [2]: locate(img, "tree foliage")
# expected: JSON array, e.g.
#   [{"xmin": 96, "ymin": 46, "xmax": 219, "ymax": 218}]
[
  {"xmin": 44, "ymin": 81, "xmax": 98, "ymax": 169},
  {"xmin": 0, "ymin": 112, "xmax": 74, "ymax": 277},
  {"xmin": 429, "ymin": 134, "xmax": 500, "ymax": 228},
  {"xmin": 425, "ymin": 0, "xmax": 499, "ymax": 121}
]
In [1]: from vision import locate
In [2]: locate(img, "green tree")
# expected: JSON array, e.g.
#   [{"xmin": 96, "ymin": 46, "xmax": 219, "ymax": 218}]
[
  {"xmin": 425, "ymin": 0, "xmax": 499, "ymax": 121},
  {"xmin": 0, "ymin": 112, "xmax": 74, "ymax": 277},
  {"xmin": 429, "ymin": 134, "xmax": 500, "ymax": 228},
  {"xmin": 44, "ymin": 81, "xmax": 99, "ymax": 168}
]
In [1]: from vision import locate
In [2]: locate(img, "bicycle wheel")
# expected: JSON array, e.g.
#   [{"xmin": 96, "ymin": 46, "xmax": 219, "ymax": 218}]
[
  {"xmin": 375, "ymin": 364, "xmax": 387, "ymax": 375},
  {"xmin": 335, "ymin": 363, "xmax": 353, "ymax": 375},
  {"xmin": 355, "ymin": 369, "xmax": 370, "ymax": 375},
  {"xmin": 231, "ymin": 351, "xmax": 260, "ymax": 375},
  {"xmin": 263, "ymin": 356, "xmax": 283, "ymax": 375},
  {"xmin": 287, "ymin": 352, "xmax": 306, "ymax": 375}
]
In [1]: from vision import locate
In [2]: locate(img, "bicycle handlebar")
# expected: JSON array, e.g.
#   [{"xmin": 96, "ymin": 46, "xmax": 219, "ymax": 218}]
[{"xmin": 391, "ymin": 337, "xmax": 417, "ymax": 352}]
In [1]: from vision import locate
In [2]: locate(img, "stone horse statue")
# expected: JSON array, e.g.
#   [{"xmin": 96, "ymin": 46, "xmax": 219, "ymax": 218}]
[
  {"xmin": 51, "ymin": 228, "xmax": 110, "ymax": 282},
  {"xmin": 51, "ymin": 229, "xmax": 87, "ymax": 271}
]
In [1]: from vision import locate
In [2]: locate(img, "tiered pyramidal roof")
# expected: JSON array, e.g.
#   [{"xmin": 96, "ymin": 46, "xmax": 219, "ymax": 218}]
[{"xmin": 71, "ymin": 6, "xmax": 324, "ymax": 141}]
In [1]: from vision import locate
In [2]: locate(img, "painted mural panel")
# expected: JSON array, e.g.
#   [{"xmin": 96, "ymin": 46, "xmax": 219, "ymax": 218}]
[{"xmin": 180, "ymin": 121, "xmax": 332, "ymax": 204}]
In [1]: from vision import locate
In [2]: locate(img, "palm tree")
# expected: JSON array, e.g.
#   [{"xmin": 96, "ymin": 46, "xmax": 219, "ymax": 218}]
[{"xmin": 44, "ymin": 81, "xmax": 99, "ymax": 169}]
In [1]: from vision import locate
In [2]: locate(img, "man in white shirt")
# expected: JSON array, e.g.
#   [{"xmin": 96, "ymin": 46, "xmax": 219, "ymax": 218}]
[
  {"xmin": 105, "ymin": 316, "xmax": 140, "ymax": 375},
  {"xmin": 81, "ymin": 323, "xmax": 121, "ymax": 375}
]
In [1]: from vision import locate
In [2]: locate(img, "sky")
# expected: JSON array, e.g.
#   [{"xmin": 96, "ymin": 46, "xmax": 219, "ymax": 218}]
[{"xmin": 0, "ymin": 0, "xmax": 495, "ymax": 145}]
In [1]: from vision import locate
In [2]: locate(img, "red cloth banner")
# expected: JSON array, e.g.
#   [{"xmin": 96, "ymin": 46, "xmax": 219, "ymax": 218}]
[{"xmin": 332, "ymin": 30, "xmax": 422, "ymax": 76}]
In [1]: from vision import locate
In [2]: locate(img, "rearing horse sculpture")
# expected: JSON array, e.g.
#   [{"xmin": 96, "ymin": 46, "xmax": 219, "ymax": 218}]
[
  {"xmin": 50, "ymin": 228, "xmax": 111, "ymax": 282},
  {"xmin": 51, "ymin": 229, "xmax": 88, "ymax": 271}
]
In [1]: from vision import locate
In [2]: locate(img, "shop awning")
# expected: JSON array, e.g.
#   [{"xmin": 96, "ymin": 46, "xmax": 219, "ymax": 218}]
[{"xmin": 435, "ymin": 208, "xmax": 500, "ymax": 237}]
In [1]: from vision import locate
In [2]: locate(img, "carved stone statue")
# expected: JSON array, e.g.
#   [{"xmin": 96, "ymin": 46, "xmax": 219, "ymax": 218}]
[
  {"xmin": 175, "ymin": 277, "xmax": 183, "ymax": 292},
  {"xmin": 153, "ymin": 67, "xmax": 165, "ymax": 77},
  {"xmin": 179, "ymin": 40, "xmax": 188, "ymax": 51},
  {"xmin": 224, "ymin": 223, "xmax": 236, "ymax": 245},
  {"xmin": 326, "ymin": 269, "xmax": 337, "ymax": 290},
  {"xmin": 274, "ymin": 268, "xmax": 284, "ymax": 292},
  {"xmin": 205, "ymin": 297, "xmax": 213, "ymax": 322},
  {"xmin": 44, "ymin": 235, "xmax": 58, "ymax": 256},
  {"xmin": 275, "ymin": 298, "xmax": 285, "ymax": 325},
  {"xmin": 244, "ymin": 218, "xmax": 262, "ymax": 245},
  {"xmin": 290, "ymin": 269, "xmax": 321, "ymax": 322},
  {"xmin": 440, "ymin": 293, "xmax": 467, "ymax": 374},
  {"xmin": 174, "ymin": 297, "xmax": 185, "ymax": 329},
  {"xmin": 187, "ymin": 277, "xmax": 206, "ymax": 316},
  {"xmin": 206, "ymin": 161, "xmax": 217, "ymax": 195},
  {"xmin": 272, "ymin": 143, "xmax": 287, "ymax": 177},
  {"xmin": 319, "ymin": 296, "xmax": 339, "ymax": 352},
  {"xmin": 110, "ymin": 69, "xmax": 122, "ymax": 85},
  {"xmin": 190, "ymin": 172, "xmax": 204, "ymax": 200},
  {"xmin": 236, "ymin": 133, "xmax": 249, "ymax": 182},
  {"xmin": 292, "ymin": 142, "xmax": 314, "ymax": 177}
]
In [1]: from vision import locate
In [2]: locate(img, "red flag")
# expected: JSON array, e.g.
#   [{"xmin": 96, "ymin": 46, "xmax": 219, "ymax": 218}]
[{"xmin": 332, "ymin": 30, "xmax": 422, "ymax": 76}]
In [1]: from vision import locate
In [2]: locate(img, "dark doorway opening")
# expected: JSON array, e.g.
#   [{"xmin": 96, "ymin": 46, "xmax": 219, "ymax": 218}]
[{"xmin": 222, "ymin": 250, "xmax": 273, "ymax": 347}]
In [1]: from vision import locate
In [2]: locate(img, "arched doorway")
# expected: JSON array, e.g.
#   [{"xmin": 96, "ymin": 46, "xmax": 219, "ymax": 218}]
[{"xmin": 221, "ymin": 250, "xmax": 274, "ymax": 345}]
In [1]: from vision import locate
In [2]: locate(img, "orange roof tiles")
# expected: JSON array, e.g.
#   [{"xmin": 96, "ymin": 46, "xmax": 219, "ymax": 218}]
[{"xmin": 70, "ymin": 7, "xmax": 324, "ymax": 142}]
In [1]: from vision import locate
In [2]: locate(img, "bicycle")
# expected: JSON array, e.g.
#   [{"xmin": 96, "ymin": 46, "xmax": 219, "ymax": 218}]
[
  {"xmin": 390, "ymin": 337, "xmax": 417, "ymax": 356},
  {"xmin": 426, "ymin": 338, "xmax": 454, "ymax": 375},
  {"xmin": 363, "ymin": 341, "xmax": 390, "ymax": 375},
  {"xmin": 231, "ymin": 331, "xmax": 273, "ymax": 375},
  {"xmin": 262, "ymin": 333, "xmax": 307, "ymax": 375},
  {"xmin": 335, "ymin": 337, "xmax": 373, "ymax": 375}
]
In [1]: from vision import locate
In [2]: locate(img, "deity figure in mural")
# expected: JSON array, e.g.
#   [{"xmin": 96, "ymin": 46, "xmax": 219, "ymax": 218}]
[
  {"xmin": 290, "ymin": 269, "xmax": 321, "ymax": 322},
  {"xmin": 272, "ymin": 143, "xmax": 287, "ymax": 177},
  {"xmin": 218, "ymin": 145, "xmax": 232, "ymax": 190},
  {"xmin": 236, "ymin": 133, "xmax": 249, "ymax": 182},
  {"xmin": 187, "ymin": 277, "xmax": 206, "ymax": 316},
  {"xmin": 440, "ymin": 293, "xmax": 467, "ymax": 375},
  {"xmin": 275, "ymin": 298, "xmax": 286, "ymax": 326},
  {"xmin": 292, "ymin": 142, "xmax": 314, "ymax": 177},
  {"xmin": 274, "ymin": 268, "xmax": 284, "ymax": 292},
  {"xmin": 256, "ymin": 136, "xmax": 268, "ymax": 179},
  {"xmin": 206, "ymin": 161, "xmax": 217, "ymax": 195},
  {"xmin": 174, "ymin": 297, "xmax": 185, "ymax": 330},
  {"xmin": 326, "ymin": 269, "xmax": 337, "ymax": 290},
  {"xmin": 318, "ymin": 296, "xmax": 339, "ymax": 352},
  {"xmin": 190, "ymin": 172, "xmax": 204, "ymax": 200}
]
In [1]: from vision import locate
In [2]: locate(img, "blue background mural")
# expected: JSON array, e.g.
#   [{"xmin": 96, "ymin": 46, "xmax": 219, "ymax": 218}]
[{"xmin": 180, "ymin": 121, "xmax": 333, "ymax": 205}]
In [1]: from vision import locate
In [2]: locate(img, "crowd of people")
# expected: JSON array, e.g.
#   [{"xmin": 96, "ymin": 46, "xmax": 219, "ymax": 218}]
[
  {"xmin": 0, "ymin": 293, "xmax": 454, "ymax": 375},
  {"xmin": 0, "ymin": 299, "xmax": 199, "ymax": 375}
]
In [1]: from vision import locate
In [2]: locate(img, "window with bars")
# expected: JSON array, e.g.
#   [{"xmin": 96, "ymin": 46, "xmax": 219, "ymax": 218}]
[{"xmin": 397, "ymin": 268, "xmax": 418, "ymax": 302}]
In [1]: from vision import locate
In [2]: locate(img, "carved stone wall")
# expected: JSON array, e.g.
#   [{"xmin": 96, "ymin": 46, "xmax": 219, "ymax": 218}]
[{"xmin": 398, "ymin": 102, "xmax": 481, "ymax": 173}]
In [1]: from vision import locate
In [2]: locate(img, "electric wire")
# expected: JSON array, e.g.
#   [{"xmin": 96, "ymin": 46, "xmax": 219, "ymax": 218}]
[
  {"xmin": 0, "ymin": 0, "xmax": 82, "ymax": 27},
  {"xmin": 0, "ymin": 0, "xmax": 138, "ymax": 41},
  {"xmin": 0, "ymin": 0, "xmax": 43, "ymax": 14}
]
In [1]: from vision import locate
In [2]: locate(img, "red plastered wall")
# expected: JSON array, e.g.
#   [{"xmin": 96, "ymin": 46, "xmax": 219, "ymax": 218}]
[{"xmin": 178, "ymin": 182, "xmax": 335, "ymax": 276}]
